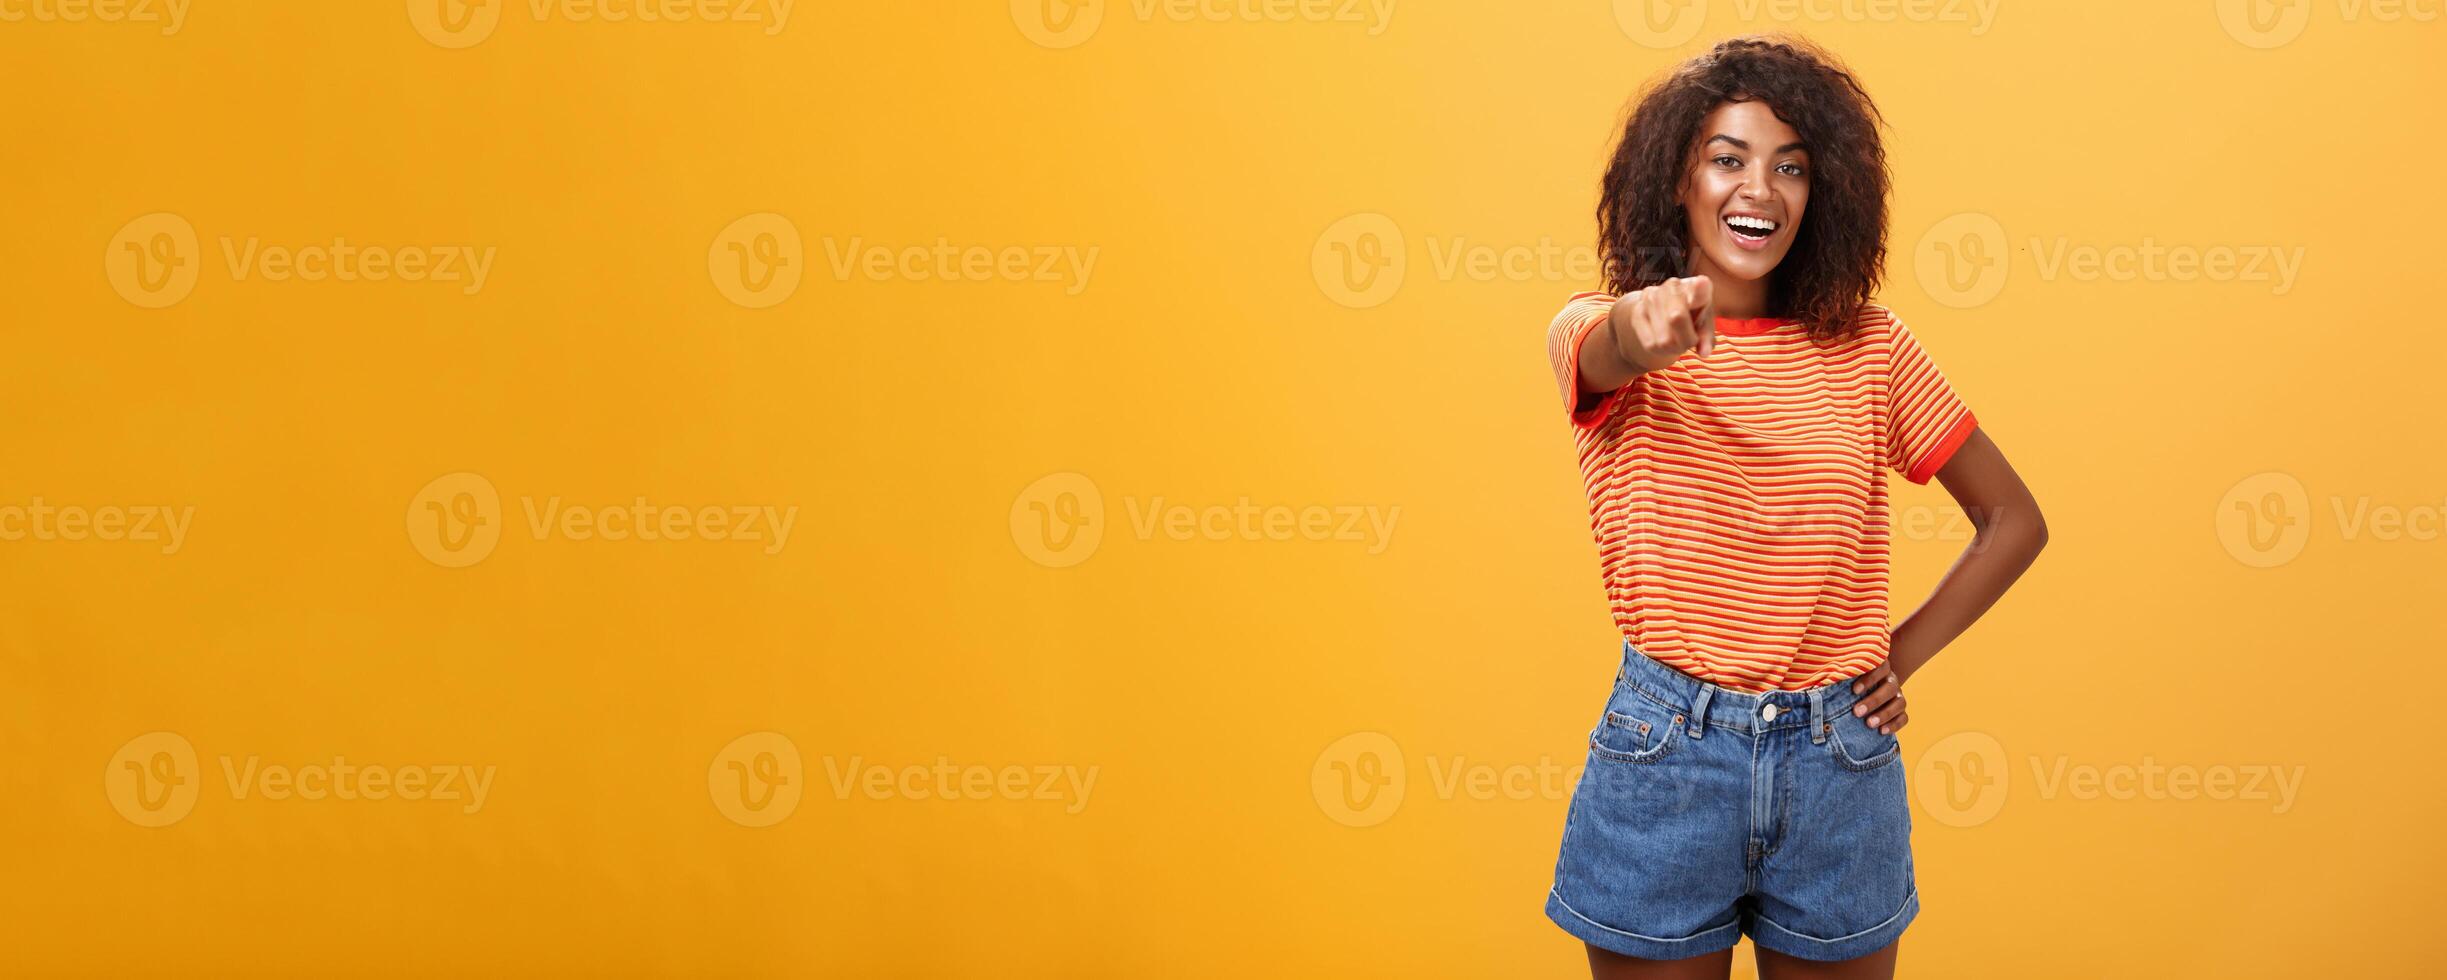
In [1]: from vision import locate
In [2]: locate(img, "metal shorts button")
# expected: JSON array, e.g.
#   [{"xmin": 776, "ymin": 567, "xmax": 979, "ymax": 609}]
[{"xmin": 1761, "ymin": 703, "xmax": 1780, "ymax": 722}]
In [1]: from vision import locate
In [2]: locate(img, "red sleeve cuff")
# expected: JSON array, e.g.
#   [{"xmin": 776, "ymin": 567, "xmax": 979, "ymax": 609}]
[
  {"xmin": 1903, "ymin": 411, "xmax": 1978, "ymax": 484},
  {"xmin": 1562, "ymin": 298, "xmax": 1628, "ymax": 429}
]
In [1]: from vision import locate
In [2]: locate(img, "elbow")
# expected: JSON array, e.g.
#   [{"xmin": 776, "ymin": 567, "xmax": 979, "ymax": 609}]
[
  {"xmin": 1968, "ymin": 501, "xmax": 2047, "ymax": 559},
  {"xmin": 2016, "ymin": 503, "xmax": 2049, "ymax": 562}
]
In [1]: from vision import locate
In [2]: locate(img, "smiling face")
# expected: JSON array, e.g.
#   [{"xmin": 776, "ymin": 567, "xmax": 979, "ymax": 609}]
[{"xmin": 1678, "ymin": 99, "xmax": 1810, "ymax": 295}]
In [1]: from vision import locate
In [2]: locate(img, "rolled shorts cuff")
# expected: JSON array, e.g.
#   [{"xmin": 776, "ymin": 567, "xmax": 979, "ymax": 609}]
[
  {"xmin": 1544, "ymin": 888, "xmax": 1742, "ymax": 962},
  {"xmin": 1745, "ymin": 887, "xmax": 1919, "ymax": 963}
]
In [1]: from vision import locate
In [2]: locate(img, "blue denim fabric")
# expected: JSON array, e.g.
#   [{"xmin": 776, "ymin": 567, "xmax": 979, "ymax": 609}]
[{"xmin": 1544, "ymin": 642, "xmax": 1917, "ymax": 962}]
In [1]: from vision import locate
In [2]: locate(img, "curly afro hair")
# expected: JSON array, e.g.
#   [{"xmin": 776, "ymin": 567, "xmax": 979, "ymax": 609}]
[{"xmin": 1597, "ymin": 35, "xmax": 1890, "ymax": 343}]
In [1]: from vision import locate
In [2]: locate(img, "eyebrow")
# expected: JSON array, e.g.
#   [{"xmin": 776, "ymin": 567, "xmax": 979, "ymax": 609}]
[{"xmin": 1704, "ymin": 134, "xmax": 1809, "ymax": 154}]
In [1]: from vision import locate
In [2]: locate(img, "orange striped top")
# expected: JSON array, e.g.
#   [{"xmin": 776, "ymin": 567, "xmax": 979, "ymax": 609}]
[{"xmin": 1548, "ymin": 292, "xmax": 1978, "ymax": 692}]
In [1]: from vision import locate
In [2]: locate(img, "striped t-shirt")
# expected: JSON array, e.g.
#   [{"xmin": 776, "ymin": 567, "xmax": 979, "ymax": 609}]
[{"xmin": 1548, "ymin": 292, "xmax": 1977, "ymax": 692}]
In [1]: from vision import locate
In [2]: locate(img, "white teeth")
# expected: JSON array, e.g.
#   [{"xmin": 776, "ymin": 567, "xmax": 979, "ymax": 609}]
[{"xmin": 1726, "ymin": 215, "xmax": 1777, "ymax": 234}]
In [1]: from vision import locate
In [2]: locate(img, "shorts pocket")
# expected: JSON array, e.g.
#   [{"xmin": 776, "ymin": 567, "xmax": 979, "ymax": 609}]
[
  {"xmin": 1827, "ymin": 707, "xmax": 1900, "ymax": 772},
  {"xmin": 1589, "ymin": 692, "xmax": 1685, "ymax": 765}
]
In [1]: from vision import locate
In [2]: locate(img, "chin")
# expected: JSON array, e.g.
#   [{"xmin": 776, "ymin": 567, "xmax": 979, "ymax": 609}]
[{"xmin": 1701, "ymin": 252, "xmax": 1781, "ymax": 283}]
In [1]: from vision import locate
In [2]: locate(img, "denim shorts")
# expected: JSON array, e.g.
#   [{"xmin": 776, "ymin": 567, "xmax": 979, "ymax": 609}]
[{"xmin": 1544, "ymin": 642, "xmax": 1917, "ymax": 962}]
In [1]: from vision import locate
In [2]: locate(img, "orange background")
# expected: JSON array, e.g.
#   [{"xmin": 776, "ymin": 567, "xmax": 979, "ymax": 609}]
[{"xmin": 3, "ymin": 1, "xmax": 2442, "ymax": 976}]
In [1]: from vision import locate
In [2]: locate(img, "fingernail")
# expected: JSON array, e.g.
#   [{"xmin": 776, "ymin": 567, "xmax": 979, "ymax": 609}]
[
  {"xmin": 1854, "ymin": 705, "xmax": 1866, "ymax": 716},
  {"xmin": 1867, "ymin": 716, "xmax": 1880, "ymax": 727}
]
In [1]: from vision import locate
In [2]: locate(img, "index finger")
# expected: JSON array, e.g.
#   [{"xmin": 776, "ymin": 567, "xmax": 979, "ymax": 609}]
[{"xmin": 1681, "ymin": 276, "xmax": 1716, "ymax": 357}]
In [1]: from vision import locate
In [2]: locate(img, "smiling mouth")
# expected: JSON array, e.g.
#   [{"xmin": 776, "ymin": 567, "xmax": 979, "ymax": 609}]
[{"xmin": 1724, "ymin": 214, "xmax": 1779, "ymax": 241}]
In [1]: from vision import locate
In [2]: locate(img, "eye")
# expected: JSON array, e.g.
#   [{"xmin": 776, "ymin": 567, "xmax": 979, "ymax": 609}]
[
  {"xmin": 1777, "ymin": 161, "xmax": 1806, "ymax": 178},
  {"xmin": 1712, "ymin": 154, "xmax": 1742, "ymax": 169}
]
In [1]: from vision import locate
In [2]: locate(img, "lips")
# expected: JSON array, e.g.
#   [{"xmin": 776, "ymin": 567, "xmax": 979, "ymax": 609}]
[
  {"xmin": 1722, "ymin": 213, "xmax": 1780, "ymax": 252},
  {"xmin": 1725, "ymin": 214, "xmax": 1778, "ymax": 239}
]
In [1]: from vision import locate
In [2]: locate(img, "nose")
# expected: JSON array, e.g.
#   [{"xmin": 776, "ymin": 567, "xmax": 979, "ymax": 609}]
[{"xmin": 1738, "ymin": 165, "xmax": 1774, "ymax": 203}]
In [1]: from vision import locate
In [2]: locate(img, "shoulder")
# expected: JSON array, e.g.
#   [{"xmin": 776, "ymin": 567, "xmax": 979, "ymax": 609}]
[
  {"xmin": 1564, "ymin": 290, "xmax": 1616, "ymax": 313},
  {"xmin": 1817, "ymin": 303, "xmax": 1900, "ymax": 358},
  {"xmin": 1548, "ymin": 291, "xmax": 1618, "ymax": 349},
  {"xmin": 1846, "ymin": 303, "xmax": 1900, "ymax": 339}
]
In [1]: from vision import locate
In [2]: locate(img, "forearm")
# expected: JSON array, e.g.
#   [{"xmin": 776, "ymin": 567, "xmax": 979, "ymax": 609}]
[
  {"xmin": 1888, "ymin": 504, "xmax": 2046, "ymax": 680},
  {"xmin": 1572, "ymin": 301, "xmax": 1647, "ymax": 393}
]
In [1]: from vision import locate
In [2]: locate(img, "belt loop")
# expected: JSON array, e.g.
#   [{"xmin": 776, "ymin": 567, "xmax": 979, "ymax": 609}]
[
  {"xmin": 1687, "ymin": 684, "xmax": 1713, "ymax": 739},
  {"xmin": 1808, "ymin": 687, "xmax": 1828, "ymax": 745}
]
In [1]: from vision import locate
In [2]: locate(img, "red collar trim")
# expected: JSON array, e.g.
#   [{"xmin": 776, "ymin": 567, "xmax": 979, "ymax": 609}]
[{"xmin": 1715, "ymin": 316, "xmax": 1794, "ymax": 337}]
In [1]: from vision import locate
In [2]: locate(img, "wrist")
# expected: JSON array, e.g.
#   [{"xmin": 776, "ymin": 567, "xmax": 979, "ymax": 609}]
[
  {"xmin": 1605, "ymin": 294, "xmax": 1652, "ymax": 375},
  {"xmin": 1888, "ymin": 641, "xmax": 1931, "ymax": 683}
]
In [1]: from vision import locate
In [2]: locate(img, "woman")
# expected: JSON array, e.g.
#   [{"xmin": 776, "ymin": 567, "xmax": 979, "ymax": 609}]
[{"xmin": 1541, "ymin": 36, "xmax": 2047, "ymax": 980}]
